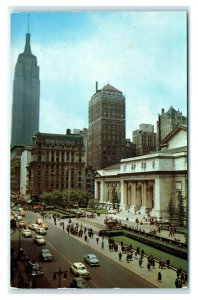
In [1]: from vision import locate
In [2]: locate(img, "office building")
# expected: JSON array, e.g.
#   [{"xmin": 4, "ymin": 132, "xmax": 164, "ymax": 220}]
[
  {"xmin": 88, "ymin": 82, "xmax": 126, "ymax": 170},
  {"xmin": 11, "ymin": 32, "xmax": 40, "ymax": 147},
  {"xmin": 133, "ymin": 124, "xmax": 156, "ymax": 156}
]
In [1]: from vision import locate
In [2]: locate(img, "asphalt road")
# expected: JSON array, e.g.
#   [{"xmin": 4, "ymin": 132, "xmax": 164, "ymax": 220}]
[{"xmin": 11, "ymin": 211, "xmax": 155, "ymax": 289}]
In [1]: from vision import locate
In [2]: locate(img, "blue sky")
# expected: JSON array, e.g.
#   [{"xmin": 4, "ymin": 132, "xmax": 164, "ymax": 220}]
[{"xmin": 11, "ymin": 11, "xmax": 187, "ymax": 139}]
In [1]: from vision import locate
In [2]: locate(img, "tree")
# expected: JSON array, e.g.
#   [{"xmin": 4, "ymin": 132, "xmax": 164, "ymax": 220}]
[{"xmin": 88, "ymin": 198, "xmax": 99, "ymax": 209}]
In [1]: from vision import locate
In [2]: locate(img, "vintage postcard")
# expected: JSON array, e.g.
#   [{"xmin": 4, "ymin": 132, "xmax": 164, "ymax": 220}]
[{"xmin": 10, "ymin": 10, "xmax": 187, "ymax": 291}]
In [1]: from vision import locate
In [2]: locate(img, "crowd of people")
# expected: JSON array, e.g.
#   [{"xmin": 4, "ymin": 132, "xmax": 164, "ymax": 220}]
[{"xmin": 32, "ymin": 209, "xmax": 187, "ymax": 288}]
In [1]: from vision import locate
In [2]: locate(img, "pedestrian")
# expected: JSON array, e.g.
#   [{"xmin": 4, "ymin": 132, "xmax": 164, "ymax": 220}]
[
  {"xmin": 139, "ymin": 257, "xmax": 142, "ymax": 268},
  {"xmin": 178, "ymin": 278, "xmax": 182, "ymax": 288},
  {"xmin": 175, "ymin": 277, "xmax": 179, "ymax": 288},
  {"xmin": 158, "ymin": 272, "xmax": 162, "ymax": 282},
  {"xmin": 101, "ymin": 241, "xmax": 104, "ymax": 249},
  {"xmin": 166, "ymin": 259, "xmax": 170, "ymax": 268},
  {"xmin": 119, "ymin": 251, "xmax": 122, "ymax": 261},
  {"xmin": 153, "ymin": 260, "xmax": 155, "ymax": 269},
  {"xmin": 96, "ymin": 237, "xmax": 99, "ymax": 244}
]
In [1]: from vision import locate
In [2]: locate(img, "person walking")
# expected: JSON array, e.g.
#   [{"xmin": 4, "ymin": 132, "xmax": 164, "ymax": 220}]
[
  {"xmin": 101, "ymin": 241, "xmax": 104, "ymax": 249},
  {"xmin": 119, "ymin": 251, "xmax": 122, "ymax": 261},
  {"xmin": 139, "ymin": 257, "xmax": 142, "ymax": 268},
  {"xmin": 175, "ymin": 277, "xmax": 179, "ymax": 288},
  {"xmin": 158, "ymin": 272, "xmax": 162, "ymax": 282},
  {"xmin": 96, "ymin": 237, "xmax": 99, "ymax": 244}
]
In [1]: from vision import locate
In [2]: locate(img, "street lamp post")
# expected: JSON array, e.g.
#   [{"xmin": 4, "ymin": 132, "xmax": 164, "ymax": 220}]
[
  {"xmin": 53, "ymin": 267, "xmax": 67, "ymax": 288},
  {"xmin": 18, "ymin": 222, "xmax": 21, "ymax": 253}
]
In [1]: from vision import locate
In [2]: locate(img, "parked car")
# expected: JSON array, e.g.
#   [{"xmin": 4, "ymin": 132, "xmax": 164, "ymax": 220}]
[
  {"xmin": 40, "ymin": 249, "xmax": 53, "ymax": 261},
  {"xmin": 22, "ymin": 229, "xmax": 32, "ymax": 238},
  {"xmin": 17, "ymin": 248, "xmax": 30, "ymax": 260},
  {"xmin": 28, "ymin": 223, "xmax": 40, "ymax": 231},
  {"xmin": 36, "ymin": 227, "xmax": 47, "ymax": 235},
  {"xmin": 70, "ymin": 262, "xmax": 90, "ymax": 279},
  {"xmin": 26, "ymin": 261, "xmax": 44, "ymax": 276},
  {"xmin": 84, "ymin": 254, "xmax": 100, "ymax": 266},
  {"xmin": 69, "ymin": 277, "xmax": 87, "ymax": 288},
  {"xmin": 34, "ymin": 235, "xmax": 46, "ymax": 245},
  {"xmin": 108, "ymin": 209, "xmax": 117, "ymax": 215}
]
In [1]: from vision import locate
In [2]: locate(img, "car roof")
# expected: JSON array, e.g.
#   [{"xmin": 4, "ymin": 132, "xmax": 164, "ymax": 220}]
[{"xmin": 73, "ymin": 262, "xmax": 85, "ymax": 267}]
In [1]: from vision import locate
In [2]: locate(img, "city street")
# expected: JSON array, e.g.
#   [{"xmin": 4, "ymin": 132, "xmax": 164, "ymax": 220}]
[{"xmin": 11, "ymin": 211, "xmax": 154, "ymax": 289}]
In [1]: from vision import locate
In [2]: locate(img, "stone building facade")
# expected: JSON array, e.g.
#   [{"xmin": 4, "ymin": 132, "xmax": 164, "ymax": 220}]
[
  {"xmin": 95, "ymin": 125, "xmax": 187, "ymax": 219},
  {"xmin": 25, "ymin": 130, "xmax": 87, "ymax": 200},
  {"xmin": 88, "ymin": 82, "xmax": 126, "ymax": 170},
  {"xmin": 10, "ymin": 146, "xmax": 24, "ymax": 196}
]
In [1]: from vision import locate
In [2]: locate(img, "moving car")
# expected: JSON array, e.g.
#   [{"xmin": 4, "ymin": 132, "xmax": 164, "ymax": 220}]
[
  {"xmin": 69, "ymin": 277, "xmax": 87, "ymax": 288},
  {"xmin": 16, "ymin": 215, "xmax": 23, "ymax": 221},
  {"xmin": 40, "ymin": 249, "xmax": 53, "ymax": 261},
  {"xmin": 17, "ymin": 248, "xmax": 30, "ymax": 260},
  {"xmin": 34, "ymin": 235, "xmax": 46, "ymax": 245},
  {"xmin": 22, "ymin": 229, "xmax": 32, "ymax": 238},
  {"xmin": 19, "ymin": 220, "xmax": 26, "ymax": 228},
  {"xmin": 70, "ymin": 262, "xmax": 90, "ymax": 279},
  {"xmin": 36, "ymin": 218, "xmax": 43, "ymax": 225},
  {"xmin": 26, "ymin": 261, "xmax": 44, "ymax": 276},
  {"xmin": 36, "ymin": 227, "xmax": 47, "ymax": 235},
  {"xmin": 40, "ymin": 223, "xmax": 48, "ymax": 230},
  {"xmin": 84, "ymin": 254, "xmax": 100, "ymax": 266},
  {"xmin": 28, "ymin": 223, "xmax": 40, "ymax": 231}
]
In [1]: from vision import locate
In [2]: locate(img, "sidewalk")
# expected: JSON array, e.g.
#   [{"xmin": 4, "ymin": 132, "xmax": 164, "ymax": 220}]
[{"xmin": 43, "ymin": 212, "xmax": 187, "ymax": 289}]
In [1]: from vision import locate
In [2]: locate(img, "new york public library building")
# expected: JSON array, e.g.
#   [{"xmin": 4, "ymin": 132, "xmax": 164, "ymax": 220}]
[{"xmin": 95, "ymin": 125, "xmax": 187, "ymax": 222}]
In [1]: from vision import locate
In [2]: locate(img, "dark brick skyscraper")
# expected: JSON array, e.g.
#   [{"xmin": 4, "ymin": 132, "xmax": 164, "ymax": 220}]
[
  {"xmin": 11, "ymin": 33, "xmax": 40, "ymax": 147},
  {"xmin": 88, "ymin": 83, "xmax": 126, "ymax": 170}
]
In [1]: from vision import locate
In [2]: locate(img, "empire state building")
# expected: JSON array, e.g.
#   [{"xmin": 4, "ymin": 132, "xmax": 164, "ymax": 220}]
[{"xmin": 11, "ymin": 32, "xmax": 40, "ymax": 147}]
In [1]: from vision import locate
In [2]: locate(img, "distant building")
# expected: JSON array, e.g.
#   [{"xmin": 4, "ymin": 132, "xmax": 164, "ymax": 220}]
[
  {"xmin": 125, "ymin": 139, "xmax": 136, "ymax": 158},
  {"xmin": 25, "ymin": 130, "xmax": 87, "ymax": 200},
  {"xmin": 11, "ymin": 32, "xmax": 40, "ymax": 147},
  {"xmin": 88, "ymin": 82, "xmax": 126, "ymax": 170},
  {"xmin": 10, "ymin": 146, "xmax": 24, "ymax": 195},
  {"xmin": 133, "ymin": 124, "xmax": 156, "ymax": 156},
  {"xmin": 157, "ymin": 106, "xmax": 187, "ymax": 150}
]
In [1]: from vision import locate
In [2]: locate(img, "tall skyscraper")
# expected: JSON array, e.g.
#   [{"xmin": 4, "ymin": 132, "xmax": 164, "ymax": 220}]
[
  {"xmin": 88, "ymin": 82, "xmax": 126, "ymax": 170},
  {"xmin": 11, "ymin": 32, "xmax": 40, "ymax": 147}
]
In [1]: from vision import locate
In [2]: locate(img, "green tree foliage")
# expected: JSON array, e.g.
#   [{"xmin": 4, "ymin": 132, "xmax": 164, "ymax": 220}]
[{"xmin": 40, "ymin": 189, "xmax": 92, "ymax": 208}]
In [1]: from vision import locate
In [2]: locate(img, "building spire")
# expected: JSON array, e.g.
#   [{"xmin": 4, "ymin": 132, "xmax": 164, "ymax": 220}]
[{"xmin": 24, "ymin": 14, "xmax": 31, "ymax": 54}]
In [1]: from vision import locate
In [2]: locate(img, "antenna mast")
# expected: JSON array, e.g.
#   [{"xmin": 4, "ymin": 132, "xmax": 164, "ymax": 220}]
[{"xmin": 27, "ymin": 14, "xmax": 30, "ymax": 33}]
